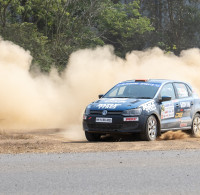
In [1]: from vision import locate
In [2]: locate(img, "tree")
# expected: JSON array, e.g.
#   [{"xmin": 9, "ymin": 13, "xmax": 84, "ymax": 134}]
[
  {"xmin": 140, "ymin": 0, "xmax": 200, "ymax": 54},
  {"xmin": 0, "ymin": 0, "xmax": 106, "ymax": 71},
  {"xmin": 97, "ymin": 0, "xmax": 154, "ymax": 57},
  {"xmin": 0, "ymin": 0, "xmax": 154, "ymax": 71}
]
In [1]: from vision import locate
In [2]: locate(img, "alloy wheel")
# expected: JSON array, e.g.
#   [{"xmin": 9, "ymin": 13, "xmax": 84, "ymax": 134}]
[{"xmin": 147, "ymin": 116, "xmax": 157, "ymax": 140}]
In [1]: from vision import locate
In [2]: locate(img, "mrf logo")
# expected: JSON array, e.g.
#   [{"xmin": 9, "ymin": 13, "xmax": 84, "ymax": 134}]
[{"xmin": 97, "ymin": 104, "xmax": 121, "ymax": 109}]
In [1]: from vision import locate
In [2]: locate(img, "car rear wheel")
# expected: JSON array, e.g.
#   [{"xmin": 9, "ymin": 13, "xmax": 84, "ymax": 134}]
[
  {"xmin": 190, "ymin": 113, "xmax": 200, "ymax": 137},
  {"xmin": 85, "ymin": 131, "xmax": 101, "ymax": 142},
  {"xmin": 141, "ymin": 115, "xmax": 157, "ymax": 141}
]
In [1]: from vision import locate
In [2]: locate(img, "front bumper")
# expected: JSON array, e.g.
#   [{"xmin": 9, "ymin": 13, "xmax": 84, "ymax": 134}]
[{"xmin": 83, "ymin": 114, "xmax": 148, "ymax": 134}]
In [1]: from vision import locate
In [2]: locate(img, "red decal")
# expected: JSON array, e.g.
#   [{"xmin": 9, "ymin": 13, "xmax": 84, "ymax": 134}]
[
  {"xmin": 88, "ymin": 117, "xmax": 92, "ymax": 120},
  {"xmin": 180, "ymin": 123, "xmax": 187, "ymax": 127},
  {"xmin": 123, "ymin": 117, "xmax": 139, "ymax": 122}
]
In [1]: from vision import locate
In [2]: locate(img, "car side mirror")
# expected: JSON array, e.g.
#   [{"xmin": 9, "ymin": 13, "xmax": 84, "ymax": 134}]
[
  {"xmin": 98, "ymin": 94, "xmax": 104, "ymax": 99},
  {"xmin": 160, "ymin": 96, "xmax": 172, "ymax": 102}
]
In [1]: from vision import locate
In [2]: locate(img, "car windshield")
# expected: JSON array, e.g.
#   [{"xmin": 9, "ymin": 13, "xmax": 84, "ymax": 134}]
[{"xmin": 103, "ymin": 82, "xmax": 161, "ymax": 99}]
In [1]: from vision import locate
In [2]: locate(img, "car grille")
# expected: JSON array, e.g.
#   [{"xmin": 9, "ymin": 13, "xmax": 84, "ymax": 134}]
[
  {"xmin": 87, "ymin": 123, "xmax": 139, "ymax": 131},
  {"xmin": 90, "ymin": 110, "xmax": 122, "ymax": 115},
  {"xmin": 87, "ymin": 124, "xmax": 123, "ymax": 130}
]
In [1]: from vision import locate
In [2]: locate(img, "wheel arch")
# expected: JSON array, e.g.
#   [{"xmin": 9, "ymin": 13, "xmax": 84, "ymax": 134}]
[
  {"xmin": 195, "ymin": 111, "xmax": 200, "ymax": 115},
  {"xmin": 151, "ymin": 113, "xmax": 161, "ymax": 136},
  {"xmin": 192, "ymin": 111, "xmax": 200, "ymax": 120},
  {"xmin": 190, "ymin": 112, "xmax": 200, "ymax": 137}
]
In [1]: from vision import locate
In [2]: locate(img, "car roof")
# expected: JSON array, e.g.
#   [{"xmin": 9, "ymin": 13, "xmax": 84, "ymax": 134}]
[{"xmin": 120, "ymin": 79, "xmax": 184, "ymax": 85}]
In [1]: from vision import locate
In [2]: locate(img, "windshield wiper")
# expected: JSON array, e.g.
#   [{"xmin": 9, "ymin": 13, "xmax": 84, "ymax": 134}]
[
  {"xmin": 107, "ymin": 96, "xmax": 131, "ymax": 98},
  {"xmin": 106, "ymin": 96, "xmax": 152, "ymax": 99},
  {"xmin": 136, "ymin": 97, "xmax": 152, "ymax": 99}
]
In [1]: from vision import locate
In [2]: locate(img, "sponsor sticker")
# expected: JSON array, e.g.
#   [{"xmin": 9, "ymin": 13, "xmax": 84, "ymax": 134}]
[
  {"xmin": 180, "ymin": 123, "xmax": 187, "ymax": 127},
  {"xmin": 180, "ymin": 101, "xmax": 190, "ymax": 108},
  {"xmin": 161, "ymin": 102, "xmax": 174, "ymax": 119},
  {"xmin": 96, "ymin": 117, "xmax": 112, "ymax": 123},
  {"xmin": 123, "ymin": 117, "xmax": 139, "ymax": 122},
  {"xmin": 103, "ymin": 98, "xmax": 127, "ymax": 103},
  {"xmin": 118, "ymin": 82, "xmax": 161, "ymax": 87},
  {"xmin": 175, "ymin": 112, "xmax": 183, "ymax": 118},
  {"xmin": 177, "ymin": 87, "xmax": 188, "ymax": 98},
  {"xmin": 140, "ymin": 100, "xmax": 156, "ymax": 112},
  {"xmin": 96, "ymin": 104, "xmax": 121, "ymax": 109}
]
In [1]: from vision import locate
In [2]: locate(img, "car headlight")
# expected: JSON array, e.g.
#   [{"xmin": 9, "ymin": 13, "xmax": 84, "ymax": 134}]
[
  {"xmin": 85, "ymin": 105, "xmax": 91, "ymax": 115},
  {"xmin": 122, "ymin": 108, "xmax": 142, "ymax": 116}
]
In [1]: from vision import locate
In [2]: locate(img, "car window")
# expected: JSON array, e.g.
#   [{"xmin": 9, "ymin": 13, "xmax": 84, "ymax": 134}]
[
  {"xmin": 109, "ymin": 88, "xmax": 118, "ymax": 97},
  {"xmin": 174, "ymin": 83, "xmax": 189, "ymax": 98},
  {"xmin": 186, "ymin": 84, "xmax": 192, "ymax": 96},
  {"xmin": 118, "ymin": 86, "xmax": 126, "ymax": 95},
  {"xmin": 109, "ymin": 86, "xmax": 126, "ymax": 97},
  {"xmin": 104, "ymin": 82, "xmax": 161, "ymax": 99},
  {"xmin": 160, "ymin": 83, "xmax": 176, "ymax": 99}
]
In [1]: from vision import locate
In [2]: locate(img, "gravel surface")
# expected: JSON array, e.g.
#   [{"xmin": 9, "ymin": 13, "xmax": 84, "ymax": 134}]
[{"xmin": 1, "ymin": 130, "xmax": 200, "ymax": 154}]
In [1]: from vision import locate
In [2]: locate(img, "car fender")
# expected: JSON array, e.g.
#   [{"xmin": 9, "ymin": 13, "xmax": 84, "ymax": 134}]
[
  {"xmin": 141, "ymin": 110, "xmax": 161, "ymax": 136},
  {"xmin": 192, "ymin": 109, "xmax": 200, "ymax": 119}
]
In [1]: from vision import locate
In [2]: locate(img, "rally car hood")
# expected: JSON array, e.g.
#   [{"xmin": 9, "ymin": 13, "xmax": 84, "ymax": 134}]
[{"xmin": 90, "ymin": 98, "xmax": 153, "ymax": 111}]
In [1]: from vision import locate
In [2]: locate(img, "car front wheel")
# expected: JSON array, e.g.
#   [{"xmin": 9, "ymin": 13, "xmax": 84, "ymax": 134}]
[
  {"xmin": 141, "ymin": 115, "xmax": 158, "ymax": 141},
  {"xmin": 85, "ymin": 131, "xmax": 101, "ymax": 142},
  {"xmin": 190, "ymin": 113, "xmax": 200, "ymax": 137}
]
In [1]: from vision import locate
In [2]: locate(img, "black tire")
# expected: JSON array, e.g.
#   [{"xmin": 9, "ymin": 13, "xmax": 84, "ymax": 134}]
[
  {"xmin": 141, "ymin": 115, "xmax": 158, "ymax": 141},
  {"xmin": 190, "ymin": 113, "xmax": 200, "ymax": 137},
  {"xmin": 85, "ymin": 131, "xmax": 101, "ymax": 142}
]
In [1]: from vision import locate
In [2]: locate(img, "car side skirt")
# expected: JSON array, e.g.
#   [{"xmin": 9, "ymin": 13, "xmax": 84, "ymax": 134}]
[{"xmin": 161, "ymin": 126, "xmax": 191, "ymax": 131}]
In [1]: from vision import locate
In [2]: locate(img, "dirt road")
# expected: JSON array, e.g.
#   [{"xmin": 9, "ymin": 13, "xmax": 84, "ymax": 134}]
[{"xmin": 1, "ymin": 129, "xmax": 200, "ymax": 154}]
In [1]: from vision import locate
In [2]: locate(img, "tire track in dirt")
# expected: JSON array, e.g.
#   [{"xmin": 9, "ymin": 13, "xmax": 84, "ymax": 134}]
[{"xmin": 1, "ymin": 129, "xmax": 200, "ymax": 154}]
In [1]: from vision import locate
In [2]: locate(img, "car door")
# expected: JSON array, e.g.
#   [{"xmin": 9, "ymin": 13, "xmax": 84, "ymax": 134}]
[
  {"xmin": 173, "ymin": 82, "xmax": 194, "ymax": 129},
  {"xmin": 159, "ymin": 83, "xmax": 179, "ymax": 130}
]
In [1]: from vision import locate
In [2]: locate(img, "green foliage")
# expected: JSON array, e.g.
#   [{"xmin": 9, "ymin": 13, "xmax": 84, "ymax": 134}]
[
  {"xmin": 98, "ymin": 0, "xmax": 154, "ymax": 56},
  {"xmin": 4, "ymin": 0, "xmax": 200, "ymax": 71},
  {"xmin": 140, "ymin": 0, "xmax": 200, "ymax": 54},
  {"xmin": 0, "ymin": 22, "xmax": 52, "ymax": 71},
  {"xmin": 0, "ymin": 0, "xmax": 153, "ymax": 71}
]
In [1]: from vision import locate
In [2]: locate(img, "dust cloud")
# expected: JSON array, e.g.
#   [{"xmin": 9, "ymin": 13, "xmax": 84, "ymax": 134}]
[
  {"xmin": 158, "ymin": 130, "xmax": 190, "ymax": 140},
  {"xmin": 1, "ymin": 38, "xmax": 200, "ymax": 140}
]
